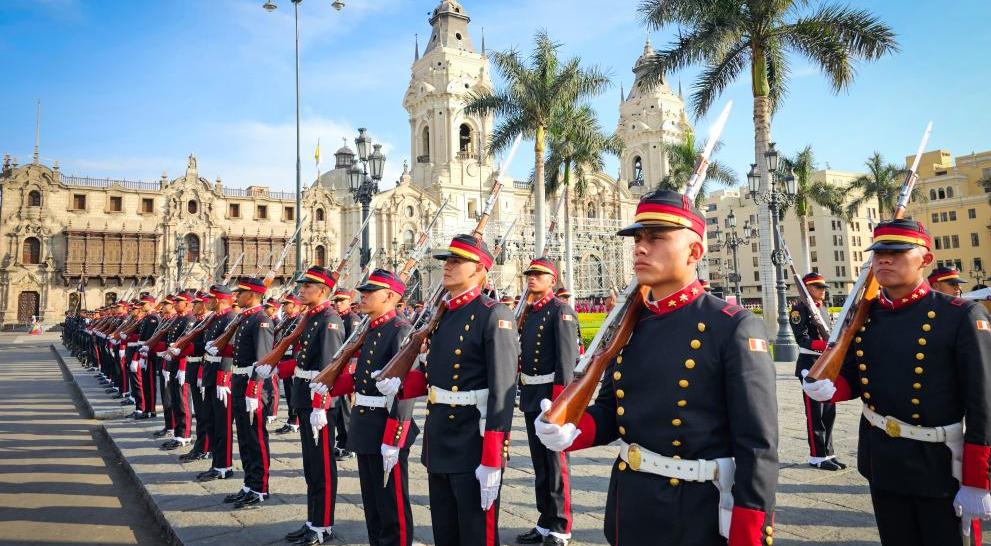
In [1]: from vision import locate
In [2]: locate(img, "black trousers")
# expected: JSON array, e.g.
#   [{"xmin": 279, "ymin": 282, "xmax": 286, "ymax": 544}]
[
  {"xmin": 209, "ymin": 385, "xmax": 234, "ymax": 470},
  {"xmin": 870, "ymin": 485, "xmax": 961, "ymax": 546},
  {"xmin": 263, "ymin": 375, "xmax": 279, "ymax": 419},
  {"xmin": 428, "ymin": 471, "xmax": 501, "ymax": 546},
  {"xmin": 160, "ymin": 363, "xmax": 174, "ymax": 431},
  {"xmin": 282, "ymin": 376, "xmax": 298, "ymax": 425},
  {"xmin": 140, "ymin": 353, "xmax": 157, "ymax": 414},
  {"xmin": 190, "ymin": 376, "xmax": 212, "ymax": 454},
  {"xmin": 299, "ymin": 408, "xmax": 337, "ymax": 528},
  {"xmin": 524, "ymin": 411, "xmax": 572, "ymax": 534},
  {"xmin": 169, "ymin": 375, "xmax": 191, "ymax": 439},
  {"xmin": 799, "ymin": 380, "xmax": 836, "ymax": 458},
  {"xmin": 233, "ymin": 376, "xmax": 271, "ymax": 494},
  {"xmin": 357, "ymin": 451, "xmax": 414, "ymax": 546},
  {"xmin": 333, "ymin": 396, "xmax": 351, "ymax": 449},
  {"xmin": 126, "ymin": 349, "xmax": 146, "ymax": 411}
]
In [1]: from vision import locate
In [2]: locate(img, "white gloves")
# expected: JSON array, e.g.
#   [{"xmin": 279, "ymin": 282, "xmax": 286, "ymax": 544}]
[
  {"xmin": 129, "ymin": 361, "xmax": 138, "ymax": 373},
  {"xmin": 801, "ymin": 370, "xmax": 836, "ymax": 402},
  {"xmin": 475, "ymin": 464, "xmax": 502, "ymax": 510},
  {"xmin": 310, "ymin": 381, "xmax": 330, "ymax": 398},
  {"xmin": 162, "ymin": 370, "xmax": 171, "ymax": 384},
  {"xmin": 246, "ymin": 396, "xmax": 259, "ymax": 423},
  {"xmin": 139, "ymin": 345, "xmax": 149, "ymax": 356},
  {"xmin": 139, "ymin": 357, "xmax": 147, "ymax": 371},
  {"xmin": 381, "ymin": 443, "xmax": 400, "ymax": 480},
  {"xmin": 168, "ymin": 346, "xmax": 181, "ymax": 357},
  {"xmin": 217, "ymin": 386, "xmax": 231, "ymax": 407},
  {"xmin": 372, "ymin": 370, "xmax": 401, "ymax": 397},
  {"xmin": 205, "ymin": 343, "xmax": 219, "ymax": 356},
  {"xmin": 533, "ymin": 399, "xmax": 580, "ymax": 452},
  {"xmin": 254, "ymin": 363, "xmax": 273, "ymax": 379},
  {"xmin": 176, "ymin": 370, "xmax": 186, "ymax": 386},
  {"xmin": 954, "ymin": 486, "xmax": 991, "ymax": 536},
  {"xmin": 310, "ymin": 408, "xmax": 328, "ymax": 445}
]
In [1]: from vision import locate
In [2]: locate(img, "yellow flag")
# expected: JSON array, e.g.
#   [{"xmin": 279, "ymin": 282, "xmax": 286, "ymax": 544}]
[{"xmin": 314, "ymin": 138, "xmax": 321, "ymax": 166}]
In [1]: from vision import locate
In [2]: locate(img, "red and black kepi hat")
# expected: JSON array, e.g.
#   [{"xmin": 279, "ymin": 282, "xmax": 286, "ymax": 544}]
[
  {"xmin": 555, "ymin": 287, "xmax": 572, "ymax": 298},
  {"xmin": 867, "ymin": 219, "xmax": 931, "ymax": 251},
  {"xmin": 139, "ymin": 292, "xmax": 156, "ymax": 304},
  {"xmin": 280, "ymin": 293, "xmax": 302, "ymax": 305},
  {"xmin": 433, "ymin": 234, "xmax": 494, "ymax": 269},
  {"xmin": 176, "ymin": 290, "xmax": 196, "ymax": 303},
  {"xmin": 295, "ymin": 265, "xmax": 337, "ymax": 289},
  {"xmin": 928, "ymin": 266, "xmax": 967, "ymax": 285},
  {"xmin": 524, "ymin": 257, "xmax": 558, "ymax": 277},
  {"xmin": 234, "ymin": 276, "xmax": 267, "ymax": 294},
  {"xmin": 208, "ymin": 284, "xmax": 233, "ymax": 300},
  {"xmin": 332, "ymin": 287, "xmax": 353, "ymax": 301},
  {"xmin": 802, "ymin": 272, "xmax": 827, "ymax": 286},
  {"xmin": 618, "ymin": 189, "xmax": 706, "ymax": 238},
  {"xmin": 263, "ymin": 297, "xmax": 279, "ymax": 308},
  {"xmin": 358, "ymin": 269, "xmax": 406, "ymax": 295}
]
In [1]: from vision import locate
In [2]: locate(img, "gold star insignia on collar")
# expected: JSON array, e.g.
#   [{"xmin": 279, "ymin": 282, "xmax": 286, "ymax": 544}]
[
  {"xmin": 902, "ymin": 298, "xmax": 909, "ymax": 303},
  {"xmin": 690, "ymin": 288, "xmax": 699, "ymax": 295},
  {"xmin": 667, "ymin": 300, "xmax": 677, "ymax": 307},
  {"xmin": 679, "ymin": 294, "xmax": 689, "ymax": 302},
  {"xmin": 911, "ymin": 293, "xmax": 919, "ymax": 299}
]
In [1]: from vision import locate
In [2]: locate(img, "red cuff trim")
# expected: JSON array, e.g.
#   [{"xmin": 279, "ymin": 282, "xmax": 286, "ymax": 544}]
[
  {"xmin": 153, "ymin": 342, "xmax": 166, "ymax": 352},
  {"xmin": 566, "ymin": 412, "xmax": 597, "ymax": 452},
  {"xmin": 728, "ymin": 506, "xmax": 768, "ymax": 546},
  {"xmin": 551, "ymin": 384, "xmax": 564, "ymax": 401},
  {"xmin": 178, "ymin": 358, "xmax": 187, "ymax": 372},
  {"xmin": 381, "ymin": 418, "xmax": 412, "ymax": 447},
  {"xmin": 180, "ymin": 343, "xmax": 194, "ymax": 358},
  {"xmin": 312, "ymin": 393, "xmax": 327, "ymax": 410},
  {"xmin": 217, "ymin": 370, "xmax": 230, "ymax": 387},
  {"xmin": 810, "ymin": 339, "xmax": 827, "ymax": 352},
  {"xmin": 246, "ymin": 380, "xmax": 259, "ymax": 397},
  {"xmin": 331, "ymin": 372, "xmax": 355, "ymax": 396},
  {"xmin": 480, "ymin": 430, "xmax": 510, "ymax": 468},
  {"xmin": 276, "ymin": 359, "xmax": 297, "ymax": 380},
  {"xmin": 220, "ymin": 345, "xmax": 234, "ymax": 358},
  {"xmin": 400, "ymin": 369, "xmax": 428, "ymax": 399},
  {"xmin": 963, "ymin": 443, "xmax": 991, "ymax": 489},
  {"xmin": 832, "ymin": 375, "xmax": 854, "ymax": 402},
  {"xmin": 197, "ymin": 367, "xmax": 204, "ymax": 381}
]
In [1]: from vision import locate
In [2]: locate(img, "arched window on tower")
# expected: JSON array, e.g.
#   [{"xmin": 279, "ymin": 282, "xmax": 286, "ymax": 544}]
[
  {"xmin": 28, "ymin": 190, "xmax": 42, "ymax": 207},
  {"xmin": 314, "ymin": 245, "xmax": 326, "ymax": 267},
  {"xmin": 22, "ymin": 237, "xmax": 41, "ymax": 265},
  {"xmin": 587, "ymin": 203, "xmax": 598, "ymax": 219},
  {"xmin": 459, "ymin": 124, "xmax": 472, "ymax": 154},
  {"xmin": 316, "ymin": 208, "xmax": 325, "ymax": 222},
  {"xmin": 929, "ymin": 189, "xmax": 937, "ymax": 200},
  {"xmin": 421, "ymin": 126, "xmax": 431, "ymax": 161},
  {"xmin": 946, "ymin": 186, "xmax": 954, "ymax": 198},
  {"xmin": 184, "ymin": 234, "xmax": 200, "ymax": 263},
  {"xmin": 403, "ymin": 229, "xmax": 415, "ymax": 252},
  {"xmin": 938, "ymin": 188, "xmax": 946, "ymax": 199},
  {"xmin": 631, "ymin": 156, "xmax": 644, "ymax": 187}
]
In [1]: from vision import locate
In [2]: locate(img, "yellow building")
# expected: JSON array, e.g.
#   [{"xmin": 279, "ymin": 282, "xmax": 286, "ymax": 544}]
[{"xmin": 905, "ymin": 149, "xmax": 991, "ymax": 287}]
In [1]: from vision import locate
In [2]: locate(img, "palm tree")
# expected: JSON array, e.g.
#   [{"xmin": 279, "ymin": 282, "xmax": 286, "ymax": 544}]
[
  {"xmin": 638, "ymin": 0, "xmax": 898, "ymax": 325},
  {"xmin": 544, "ymin": 103, "xmax": 623, "ymax": 293},
  {"xmin": 779, "ymin": 146, "xmax": 845, "ymax": 272},
  {"xmin": 846, "ymin": 152, "xmax": 914, "ymax": 220},
  {"xmin": 464, "ymin": 30, "xmax": 610, "ymax": 257},
  {"xmin": 656, "ymin": 131, "xmax": 736, "ymax": 207}
]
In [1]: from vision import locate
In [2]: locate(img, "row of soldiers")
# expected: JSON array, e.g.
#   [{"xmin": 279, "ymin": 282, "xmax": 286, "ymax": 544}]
[{"xmin": 64, "ymin": 188, "xmax": 991, "ymax": 546}]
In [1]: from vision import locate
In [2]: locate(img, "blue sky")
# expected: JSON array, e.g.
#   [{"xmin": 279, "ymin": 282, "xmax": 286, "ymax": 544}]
[{"xmin": 1, "ymin": 0, "xmax": 989, "ymax": 192}]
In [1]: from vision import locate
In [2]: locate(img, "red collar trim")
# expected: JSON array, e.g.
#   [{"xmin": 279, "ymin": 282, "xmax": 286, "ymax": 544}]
[
  {"xmin": 445, "ymin": 286, "xmax": 481, "ymax": 311},
  {"xmin": 877, "ymin": 281, "xmax": 930, "ymax": 311},
  {"xmin": 644, "ymin": 280, "xmax": 705, "ymax": 316},
  {"xmin": 370, "ymin": 310, "xmax": 397, "ymax": 329},
  {"xmin": 532, "ymin": 292, "xmax": 555, "ymax": 311},
  {"xmin": 241, "ymin": 305, "xmax": 264, "ymax": 317},
  {"xmin": 308, "ymin": 300, "xmax": 332, "ymax": 316}
]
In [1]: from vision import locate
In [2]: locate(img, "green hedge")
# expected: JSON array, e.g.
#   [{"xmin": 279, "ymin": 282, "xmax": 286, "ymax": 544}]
[{"xmin": 578, "ymin": 313, "xmax": 606, "ymax": 346}]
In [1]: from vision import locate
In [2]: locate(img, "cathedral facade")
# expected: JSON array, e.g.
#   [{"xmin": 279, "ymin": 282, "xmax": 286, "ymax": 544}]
[{"xmin": 0, "ymin": 0, "xmax": 689, "ymax": 328}]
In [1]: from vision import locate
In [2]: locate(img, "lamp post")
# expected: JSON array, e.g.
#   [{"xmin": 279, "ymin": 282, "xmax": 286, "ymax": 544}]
[
  {"xmin": 391, "ymin": 237, "xmax": 399, "ymax": 271},
  {"xmin": 175, "ymin": 234, "xmax": 187, "ymax": 287},
  {"xmin": 347, "ymin": 128, "xmax": 385, "ymax": 268},
  {"xmin": 713, "ymin": 209, "xmax": 757, "ymax": 304},
  {"xmin": 971, "ymin": 268, "xmax": 987, "ymax": 288},
  {"xmin": 748, "ymin": 142, "xmax": 799, "ymax": 363},
  {"xmin": 263, "ymin": 0, "xmax": 345, "ymax": 278}
]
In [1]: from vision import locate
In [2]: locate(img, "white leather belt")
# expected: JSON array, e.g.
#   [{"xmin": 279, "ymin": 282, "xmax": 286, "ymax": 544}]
[
  {"xmin": 232, "ymin": 365, "xmax": 254, "ymax": 376},
  {"xmin": 294, "ymin": 368, "xmax": 320, "ymax": 381},
  {"xmin": 355, "ymin": 393, "xmax": 387, "ymax": 408},
  {"xmin": 798, "ymin": 348, "xmax": 821, "ymax": 356},
  {"xmin": 520, "ymin": 372, "xmax": 554, "ymax": 385},
  {"xmin": 205, "ymin": 355, "xmax": 222, "ymax": 363},
  {"xmin": 618, "ymin": 440, "xmax": 736, "ymax": 539},
  {"xmin": 127, "ymin": 342, "xmax": 140, "ymax": 347},
  {"xmin": 862, "ymin": 405, "xmax": 963, "ymax": 443},
  {"xmin": 284, "ymin": 349, "xmax": 294, "ymax": 357},
  {"xmin": 428, "ymin": 386, "xmax": 489, "ymax": 436},
  {"xmin": 155, "ymin": 351, "xmax": 166, "ymax": 358},
  {"xmin": 186, "ymin": 357, "xmax": 202, "ymax": 363}
]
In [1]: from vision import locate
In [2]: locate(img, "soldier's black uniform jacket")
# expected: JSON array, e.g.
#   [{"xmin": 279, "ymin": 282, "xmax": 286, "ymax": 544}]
[
  {"xmin": 335, "ymin": 310, "xmax": 417, "ymax": 455},
  {"xmin": 137, "ymin": 312, "xmax": 161, "ymax": 344},
  {"xmin": 835, "ymin": 283, "xmax": 991, "ymax": 497},
  {"xmin": 164, "ymin": 311, "xmax": 194, "ymax": 373},
  {"xmin": 518, "ymin": 292, "xmax": 580, "ymax": 413},
  {"xmin": 567, "ymin": 280, "xmax": 778, "ymax": 545},
  {"xmin": 290, "ymin": 300, "xmax": 345, "ymax": 409},
  {"xmin": 789, "ymin": 300, "xmax": 832, "ymax": 378},
  {"xmin": 202, "ymin": 308, "xmax": 235, "ymax": 388},
  {"xmin": 403, "ymin": 285, "xmax": 521, "ymax": 473},
  {"xmin": 224, "ymin": 305, "xmax": 273, "ymax": 393},
  {"xmin": 339, "ymin": 309, "xmax": 359, "ymax": 340}
]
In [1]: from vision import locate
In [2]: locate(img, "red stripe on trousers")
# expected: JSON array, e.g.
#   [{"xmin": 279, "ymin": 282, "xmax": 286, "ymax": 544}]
[
  {"xmin": 559, "ymin": 452, "xmax": 572, "ymax": 533},
  {"xmin": 256, "ymin": 402, "xmax": 268, "ymax": 493},
  {"xmin": 225, "ymin": 397, "xmax": 233, "ymax": 467},
  {"xmin": 182, "ymin": 383, "xmax": 191, "ymax": 437},
  {"xmin": 271, "ymin": 377, "xmax": 279, "ymax": 416},
  {"xmin": 803, "ymin": 393, "xmax": 818, "ymax": 457},
  {"xmin": 393, "ymin": 463, "xmax": 407, "ymax": 546},
  {"xmin": 321, "ymin": 425, "xmax": 334, "ymax": 526},
  {"xmin": 485, "ymin": 502, "xmax": 496, "ymax": 546}
]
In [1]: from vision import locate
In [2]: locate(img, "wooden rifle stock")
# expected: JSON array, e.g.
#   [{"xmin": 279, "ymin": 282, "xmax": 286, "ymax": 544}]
[
  {"xmin": 542, "ymin": 284, "xmax": 648, "ymax": 426},
  {"xmin": 169, "ymin": 312, "xmax": 219, "ymax": 352},
  {"xmin": 257, "ymin": 313, "xmax": 311, "ymax": 366},
  {"xmin": 312, "ymin": 328, "xmax": 368, "ymax": 390},
  {"xmin": 806, "ymin": 271, "xmax": 879, "ymax": 381},
  {"xmin": 376, "ymin": 303, "xmax": 447, "ymax": 382}
]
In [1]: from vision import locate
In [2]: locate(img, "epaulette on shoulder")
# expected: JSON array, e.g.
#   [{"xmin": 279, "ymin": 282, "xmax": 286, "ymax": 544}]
[
  {"xmin": 480, "ymin": 295, "xmax": 497, "ymax": 308},
  {"xmin": 395, "ymin": 318, "xmax": 411, "ymax": 328},
  {"xmin": 721, "ymin": 303, "xmax": 744, "ymax": 317},
  {"xmin": 950, "ymin": 297, "xmax": 965, "ymax": 307}
]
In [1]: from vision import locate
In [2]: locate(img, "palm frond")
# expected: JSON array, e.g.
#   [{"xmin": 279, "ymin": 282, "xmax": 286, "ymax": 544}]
[{"xmin": 690, "ymin": 40, "xmax": 750, "ymax": 118}]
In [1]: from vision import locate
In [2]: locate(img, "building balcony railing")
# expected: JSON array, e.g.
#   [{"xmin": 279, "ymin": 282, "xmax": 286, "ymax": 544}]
[{"xmin": 61, "ymin": 175, "xmax": 162, "ymax": 191}]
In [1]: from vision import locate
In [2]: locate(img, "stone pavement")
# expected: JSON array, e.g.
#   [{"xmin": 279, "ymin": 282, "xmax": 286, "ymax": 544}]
[
  {"xmin": 0, "ymin": 333, "xmax": 167, "ymax": 546},
  {"xmin": 50, "ymin": 339, "xmax": 882, "ymax": 545}
]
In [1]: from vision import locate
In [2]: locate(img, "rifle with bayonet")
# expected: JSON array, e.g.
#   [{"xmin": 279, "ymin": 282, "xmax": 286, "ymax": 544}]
[
  {"xmin": 805, "ymin": 122, "xmax": 933, "ymax": 382},
  {"xmin": 375, "ymin": 134, "xmax": 523, "ymax": 384},
  {"xmin": 514, "ymin": 196, "xmax": 566, "ymax": 328},
  {"xmin": 543, "ymin": 101, "xmax": 734, "ymax": 427},
  {"xmin": 485, "ymin": 216, "xmax": 519, "ymax": 298},
  {"xmin": 775, "ymin": 222, "xmax": 831, "ymax": 340}
]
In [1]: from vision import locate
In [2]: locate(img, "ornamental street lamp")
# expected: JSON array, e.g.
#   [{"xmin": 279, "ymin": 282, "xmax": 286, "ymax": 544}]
[
  {"xmin": 748, "ymin": 141, "xmax": 799, "ymax": 363},
  {"xmin": 713, "ymin": 209, "xmax": 757, "ymax": 304},
  {"xmin": 391, "ymin": 237, "xmax": 399, "ymax": 271},
  {"xmin": 347, "ymin": 128, "xmax": 385, "ymax": 268},
  {"xmin": 175, "ymin": 234, "xmax": 187, "ymax": 286},
  {"xmin": 262, "ymin": 0, "xmax": 344, "ymax": 278}
]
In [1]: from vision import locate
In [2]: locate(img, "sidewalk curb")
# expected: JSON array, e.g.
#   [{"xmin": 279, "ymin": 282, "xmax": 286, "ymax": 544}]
[{"xmin": 50, "ymin": 343, "xmax": 131, "ymax": 420}]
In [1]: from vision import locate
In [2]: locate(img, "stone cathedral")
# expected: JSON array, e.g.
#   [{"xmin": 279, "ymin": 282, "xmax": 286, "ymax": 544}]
[{"xmin": 0, "ymin": 0, "xmax": 690, "ymax": 328}]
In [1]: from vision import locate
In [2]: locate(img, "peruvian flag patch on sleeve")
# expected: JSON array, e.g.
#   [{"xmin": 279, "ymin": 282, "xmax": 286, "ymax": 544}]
[
  {"xmin": 977, "ymin": 320, "xmax": 990, "ymax": 332},
  {"xmin": 497, "ymin": 320, "xmax": 513, "ymax": 329},
  {"xmin": 328, "ymin": 323, "xmax": 339, "ymax": 330},
  {"xmin": 748, "ymin": 338, "xmax": 768, "ymax": 352}
]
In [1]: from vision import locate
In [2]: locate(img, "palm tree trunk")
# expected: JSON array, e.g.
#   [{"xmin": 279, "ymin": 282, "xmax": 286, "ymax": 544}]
[
  {"xmin": 534, "ymin": 125, "xmax": 547, "ymax": 257},
  {"xmin": 799, "ymin": 216, "xmax": 812, "ymax": 273},
  {"xmin": 752, "ymin": 71, "xmax": 776, "ymax": 336}
]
